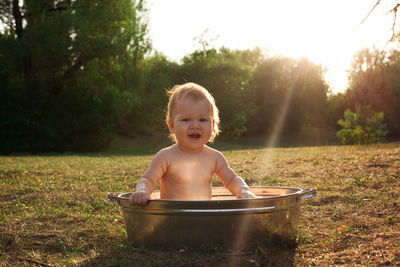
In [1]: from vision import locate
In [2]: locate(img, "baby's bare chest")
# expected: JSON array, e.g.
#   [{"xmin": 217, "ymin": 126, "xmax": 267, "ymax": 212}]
[{"xmin": 164, "ymin": 157, "xmax": 215, "ymax": 183}]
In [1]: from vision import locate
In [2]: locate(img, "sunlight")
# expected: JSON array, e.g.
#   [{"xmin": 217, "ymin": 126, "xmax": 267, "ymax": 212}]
[
  {"xmin": 149, "ymin": 0, "xmax": 395, "ymax": 93},
  {"xmin": 265, "ymin": 80, "xmax": 294, "ymax": 149},
  {"xmin": 253, "ymin": 0, "xmax": 394, "ymax": 93}
]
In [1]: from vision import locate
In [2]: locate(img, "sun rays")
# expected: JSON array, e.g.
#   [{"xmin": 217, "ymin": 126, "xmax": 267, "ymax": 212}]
[{"xmin": 149, "ymin": 0, "xmax": 394, "ymax": 93}]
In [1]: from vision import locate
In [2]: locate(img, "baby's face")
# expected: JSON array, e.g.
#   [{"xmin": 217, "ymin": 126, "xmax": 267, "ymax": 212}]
[{"xmin": 169, "ymin": 97, "xmax": 214, "ymax": 152}]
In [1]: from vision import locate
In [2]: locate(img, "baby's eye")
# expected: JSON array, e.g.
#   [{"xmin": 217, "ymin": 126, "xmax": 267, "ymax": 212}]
[
  {"xmin": 182, "ymin": 118, "xmax": 189, "ymax": 122},
  {"xmin": 199, "ymin": 118, "xmax": 209, "ymax": 122}
]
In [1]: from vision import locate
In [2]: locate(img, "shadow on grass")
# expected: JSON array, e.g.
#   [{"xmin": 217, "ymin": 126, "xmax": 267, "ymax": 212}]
[
  {"xmin": 1, "ymin": 129, "xmax": 343, "ymax": 157},
  {"xmin": 2, "ymin": 193, "xmax": 300, "ymax": 266},
  {"xmin": 1, "ymin": 134, "xmax": 268, "ymax": 157},
  {"xmin": 85, "ymin": 241, "xmax": 296, "ymax": 267}
]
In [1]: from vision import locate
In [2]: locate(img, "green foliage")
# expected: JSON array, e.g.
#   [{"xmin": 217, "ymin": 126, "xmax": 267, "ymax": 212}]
[
  {"xmin": 180, "ymin": 47, "xmax": 263, "ymax": 138},
  {"xmin": 326, "ymin": 92, "xmax": 348, "ymax": 131},
  {"xmin": 249, "ymin": 57, "xmax": 329, "ymax": 135},
  {"xmin": 0, "ymin": 0, "xmax": 151, "ymax": 152},
  {"xmin": 346, "ymin": 48, "xmax": 400, "ymax": 137},
  {"xmin": 385, "ymin": 50, "xmax": 400, "ymax": 135},
  {"xmin": 222, "ymin": 111, "xmax": 248, "ymax": 139},
  {"xmin": 3, "ymin": 1, "xmax": 400, "ymax": 152},
  {"xmin": 123, "ymin": 53, "xmax": 181, "ymax": 135},
  {"xmin": 337, "ymin": 107, "xmax": 388, "ymax": 145}
]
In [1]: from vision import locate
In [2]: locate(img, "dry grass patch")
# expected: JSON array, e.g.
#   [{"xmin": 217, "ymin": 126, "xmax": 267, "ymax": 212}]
[{"xmin": 1, "ymin": 143, "xmax": 399, "ymax": 266}]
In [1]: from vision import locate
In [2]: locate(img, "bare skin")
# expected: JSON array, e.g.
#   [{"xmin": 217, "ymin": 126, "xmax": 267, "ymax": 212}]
[{"xmin": 129, "ymin": 97, "xmax": 255, "ymax": 206}]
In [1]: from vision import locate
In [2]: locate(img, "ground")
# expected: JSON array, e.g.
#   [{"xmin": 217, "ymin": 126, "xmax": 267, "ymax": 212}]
[{"xmin": 0, "ymin": 142, "xmax": 399, "ymax": 266}]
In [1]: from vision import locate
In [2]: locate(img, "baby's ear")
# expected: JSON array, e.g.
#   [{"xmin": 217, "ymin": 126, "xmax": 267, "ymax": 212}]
[{"xmin": 168, "ymin": 120, "xmax": 175, "ymax": 133}]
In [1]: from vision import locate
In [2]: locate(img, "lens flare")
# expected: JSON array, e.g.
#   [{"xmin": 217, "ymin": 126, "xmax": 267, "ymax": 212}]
[{"xmin": 266, "ymin": 81, "xmax": 294, "ymax": 150}]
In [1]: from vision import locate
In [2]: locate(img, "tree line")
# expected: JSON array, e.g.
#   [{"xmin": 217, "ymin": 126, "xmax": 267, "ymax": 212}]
[{"xmin": 1, "ymin": 0, "xmax": 400, "ymax": 152}]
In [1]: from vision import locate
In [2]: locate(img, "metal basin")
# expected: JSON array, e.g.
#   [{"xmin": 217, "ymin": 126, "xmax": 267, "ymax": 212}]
[{"xmin": 108, "ymin": 186, "xmax": 316, "ymax": 249}]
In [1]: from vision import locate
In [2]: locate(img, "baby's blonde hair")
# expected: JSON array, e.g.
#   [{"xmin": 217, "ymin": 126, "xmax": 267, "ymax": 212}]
[{"xmin": 166, "ymin": 82, "xmax": 220, "ymax": 142}]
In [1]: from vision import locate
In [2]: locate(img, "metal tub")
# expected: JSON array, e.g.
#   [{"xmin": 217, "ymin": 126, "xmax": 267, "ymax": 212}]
[{"xmin": 108, "ymin": 186, "xmax": 316, "ymax": 249}]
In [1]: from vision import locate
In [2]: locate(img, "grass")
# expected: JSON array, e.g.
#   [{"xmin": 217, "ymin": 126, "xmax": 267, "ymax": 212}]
[{"xmin": 1, "ymin": 140, "xmax": 400, "ymax": 266}]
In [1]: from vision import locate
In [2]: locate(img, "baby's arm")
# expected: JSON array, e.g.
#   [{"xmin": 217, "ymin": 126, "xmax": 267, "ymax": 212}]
[
  {"xmin": 215, "ymin": 152, "xmax": 256, "ymax": 199},
  {"xmin": 129, "ymin": 150, "xmax": 168, "ymax": 206}
]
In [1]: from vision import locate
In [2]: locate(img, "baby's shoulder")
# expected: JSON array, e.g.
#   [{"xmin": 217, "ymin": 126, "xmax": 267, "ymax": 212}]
[
  {"xmin": 203, "ymin": 145, "xmax": 224, "ymax": 159},
  {"xmin": 153, "ymin": 145, "xmax": 176, "ymax": 160}
]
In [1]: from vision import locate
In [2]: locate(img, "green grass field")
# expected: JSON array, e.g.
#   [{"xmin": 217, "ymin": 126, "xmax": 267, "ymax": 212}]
[{"xmin": 1, "ymin": 141, "xmax": 399, "ymax": 266}]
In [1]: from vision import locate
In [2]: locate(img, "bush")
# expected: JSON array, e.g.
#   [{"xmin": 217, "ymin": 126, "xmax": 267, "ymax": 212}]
[
  {"xmin": 337, "ymin": 107, "xmax": 388, "ymax": 145},
  {"xmin": 222, "ymin": 112, "xmax": 248, "ymax": 139}
]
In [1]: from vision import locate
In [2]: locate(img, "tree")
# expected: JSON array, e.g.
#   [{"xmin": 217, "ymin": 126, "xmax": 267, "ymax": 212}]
[
  {"xmin": 346, "ymin": 48, "xmax": 400, "ymax": 136},
  {"xmin": 180, "ymin": 47, "xmax": 263, "ymax": 138},
  {"xmin": 326, "ymin": 92, "xmax": 349, "ymax": 130},
  {"xmin": 361, "ymin": 1, "xmax": 400, "ymax": 41},
  {"xmin": 0, "ymin": 0, "xmax": 151, "ymax": 152},
  {"xmin": 250, "ymin": 57, "xmax": 329, "ymax": 136},
  {"xmin": 117, "ymin": 52, "xmax": 181, "ymax": 136},
  {"xmin": 385, "ymin": 49, "xmax": 400, "ymax": 134},
  {"xmin": 347, "ymin": 48, "xmax": 395, "ymax": 112}
]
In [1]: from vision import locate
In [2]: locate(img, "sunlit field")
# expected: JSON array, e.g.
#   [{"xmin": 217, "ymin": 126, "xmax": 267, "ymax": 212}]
[{"xmin": 1, "ymin": 142, "xmax": 399, "ymax": 266}]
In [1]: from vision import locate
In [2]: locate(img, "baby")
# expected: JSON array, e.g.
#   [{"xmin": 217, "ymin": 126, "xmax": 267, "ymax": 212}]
[{"xmin": 129, "ymin": 82, "xmax": 256, "ymax": 206}]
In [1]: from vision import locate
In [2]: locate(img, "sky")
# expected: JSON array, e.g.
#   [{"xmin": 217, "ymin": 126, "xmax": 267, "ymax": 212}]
[{"xmin": 147, "ymin": 0, "xmax": 397, "ymax": 93}]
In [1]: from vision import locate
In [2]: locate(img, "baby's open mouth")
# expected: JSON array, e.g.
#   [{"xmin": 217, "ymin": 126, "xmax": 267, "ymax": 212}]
[{"xmin": 188, "ymin": 134, "xmax": 201, "ymax": 139}]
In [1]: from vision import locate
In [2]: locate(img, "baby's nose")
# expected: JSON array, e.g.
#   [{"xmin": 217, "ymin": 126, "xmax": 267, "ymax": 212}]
[{"xmin": 190, "ymin": 121, "xmax": 200, "ymax": 129}]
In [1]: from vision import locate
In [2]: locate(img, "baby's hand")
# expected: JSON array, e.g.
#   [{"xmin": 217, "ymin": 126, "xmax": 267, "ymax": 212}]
[
  {"xmin": 129, "ymin": 191, "xmax": 149, "ymax": 206},
  {"xmin": 236, "ymin": 188, "xmax": 257, "ymax": 199}
]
